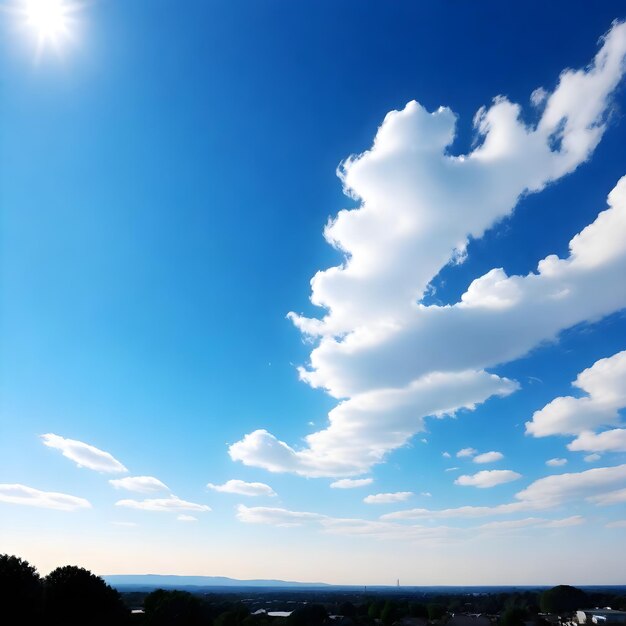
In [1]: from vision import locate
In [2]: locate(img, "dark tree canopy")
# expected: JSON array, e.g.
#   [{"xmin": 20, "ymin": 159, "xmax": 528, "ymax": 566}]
[
  {"xmin": 44, "ymin": 565, "xmax": 128, "ymax": 626},
  {"xmin": 144, "ymin": 589, "xmax": 209, "ymax": 626},
  {"xmin": 540, "ymin": 586, "xmax": 588, "ymax": 615},
  {"xmin": 288, "ymin": 603, "xmax": 328, "ymax": 626},
  {"xmin": 500, "ymin": 607, "xmax": 529, "ymax": 626},
  {"xmin": 0, "ymin": 554, "xmax": 44, "ymax": 623}
]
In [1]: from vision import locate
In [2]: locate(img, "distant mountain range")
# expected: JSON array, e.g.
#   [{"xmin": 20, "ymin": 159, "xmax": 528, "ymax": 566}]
[{"xmin": 103, "ymin": 574, "xmax": 329, "ymax": 589}]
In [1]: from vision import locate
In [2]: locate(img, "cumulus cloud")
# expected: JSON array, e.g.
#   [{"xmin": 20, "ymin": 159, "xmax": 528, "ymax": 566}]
[
  {"xmin": 585, "ymin": 453, "xmax": 602, "ymax": 463},
  {"xmin": 177, "ymin": 515, "xmax": 198, "ymax": 522},
  {"xmin": 473, "ymin": 451, "xmax": 504, "ymax": 464},
  {"xmin": 109, "ymin": 476, "xmax": 169, "ymax": 493},
  {"xmin": 0, "ymin": 483, "xmax": 91, "ymax": 511},
  {"xmin": 546, "ymin": 458, "xmax": 568, "ymax": 467},
  {"xmin": 363, "ymin": 492, "xmax": 413, "ymax": 504},
  {"xmin": 385, "ymin": 464, "xmax": 626, "ymax": 520},
  {"xmin": 526, "ymin": 350, "xmax": 626, "ymax": 437},
  {"xmin": 455, "ymin": 470, "xmax": 521, "ymax": 488},
  {"xmin": 207, "ymin": 479, "xmax": 276, "ymax": 497},
  {"xmin": 41, "ymin": 434, "xmax": 127, "ymax": 474},
  {"xmin": 568, "ymin": 428, "xmax": 626, "ymax": 453},
  {"xmin": 442, "ymin": 452, "xmax": 451, "ymax": 458},
  {"xmin": 457, "ymin": 448, "xmax": 478, "ymax": 458},
  {"xmin": 115, "ymin": 496, "xmax": 211, "ymax": 513},
  {"xmin": 230, "ymin": 23, "xmax": 626, "ymax": 478},
  {"xmin": 330, "ymin": 478, "xmax": 373, "ymax": 489}
]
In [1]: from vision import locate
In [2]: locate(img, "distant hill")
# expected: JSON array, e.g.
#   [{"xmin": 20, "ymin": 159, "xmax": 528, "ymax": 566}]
[{"xmin": 103, "ymin": 574, "xmax": 329, "ymax": 589}]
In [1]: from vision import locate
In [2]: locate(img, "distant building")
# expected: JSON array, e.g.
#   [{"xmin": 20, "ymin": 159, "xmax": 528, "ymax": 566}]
[{"xmin": 576, "ymin": 610, "xmax": 626, "ymax": 625}]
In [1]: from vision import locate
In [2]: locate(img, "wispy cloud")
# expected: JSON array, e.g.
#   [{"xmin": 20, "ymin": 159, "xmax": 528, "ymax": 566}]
[
  {"xmin": 109, "ymin": 476, "xmax": 169, "ymax": 493},
  {"xmin": 0, "ymin": 483, "xmax": 91, "ymax": 511},
  {"xmin": 330, "ymin": 478, "xmax": 373, "ymax": 489},
  {"xmin": 207, "ymin": 479, "xmax": 276, "ymax": 497},
  {"xmin": 546, "ymin": 458, "xmax": 568, "ymax": 467},
  {"xmin": 177, "ymin": 514, "xmax": 198, "ymax": 522},
  {"xmin": 41, "ymin": 433, "xmax": 127, "ymax": 474},
  {"xmin": 386, "ymin": 464, "xmax": 626, "ymax": 520},
  {"xmin": 115, "ymin": 496, "xmax": 211, "ymax": 513},
  {"xmin": 363, "ymin": 492, "xmax": 413, "ymax": 504},
  {"xmin": 457, "ymin": 448, "xmax": 477, "ymax": 458}
]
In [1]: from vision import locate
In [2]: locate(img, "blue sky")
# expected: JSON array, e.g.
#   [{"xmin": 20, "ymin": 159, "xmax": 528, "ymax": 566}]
[{"xmin": 1, "ymin": 0, "xmax": 626, "ymax": 584}]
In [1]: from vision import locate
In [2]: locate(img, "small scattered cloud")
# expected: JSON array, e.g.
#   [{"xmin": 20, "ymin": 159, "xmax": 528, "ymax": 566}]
[
  {"xmin": 455, "ymin": 470, "xmax": 522, "ymax": 488},
  {"xmin": 473, "ymin": 451, "xmax": 504, "ymax": 464},
  {"xmin": 115, "ymin": 496, "xmax": 211, "ymax": 513},
  {"xmin": 207, "ymin": 479, "xmax": 276, "ymax": 497},
  {"xmin": 41, "ymin": 433, "xmax": 127, "ymax": 474},
  {"xmin": 109, "ymin": 476, "xmax": 169, "ymax": 493},
  {"xmin": 445, "ymin": 467, "xmax": 460, "ymax": 472},
  {"xmin": 584, "ymin": 453, "xmax": 602, "ymax": 463},
  {"xmin": 420, "ymin": 491, "xmax": 432, "ymax": 497},
  {"xmin": 384, "ymin": 464, "xmax": 626, "ymax": 521},
  {"xmin": 330, "ymin": 478, "xmax": 373, "ymax": 489},
  {"xmin": 0, "ymin": 483, "xmax": 91, "ymax": 511},
  {"xmin": 546, "ymin": 458, "xmax": 568, "ymax": 467},
  {"xmin": 457, "ymin": 448, "xmax": 478, "ymax": 458},
  {"xmin": 442, "ymin": 452, "xmax": 451, "ymax": 458},
  {"xmin": 177, "ymin": 514, "xmax": 198, "ymax": 522},
  {"xmin": 364, "ymin": 492, "xmax": 413, "ymax": 504}
]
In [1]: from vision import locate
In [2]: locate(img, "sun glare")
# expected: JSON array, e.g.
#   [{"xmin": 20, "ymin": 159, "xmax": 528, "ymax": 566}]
[{"xmin": 14, "ymin": 0, "xmax": 81, "ymax": 54}]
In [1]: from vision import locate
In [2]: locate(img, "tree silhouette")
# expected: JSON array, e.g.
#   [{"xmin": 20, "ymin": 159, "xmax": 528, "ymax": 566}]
[
  {"xmin": 540, "ymin": 586, "xmax": 587, "ymax": 615},
  {"xmin": 0, "ymin": 553, "xmax": 44, "ymax": 624},
  {"xmin": 44, "ymin": 565, "xmax": 128, "ymax": 626}
]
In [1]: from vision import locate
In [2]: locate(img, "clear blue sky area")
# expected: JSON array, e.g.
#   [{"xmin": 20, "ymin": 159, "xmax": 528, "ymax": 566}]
[{"xmin": 1, "ymin": 1, "xmax": 626, "ymax": 584}]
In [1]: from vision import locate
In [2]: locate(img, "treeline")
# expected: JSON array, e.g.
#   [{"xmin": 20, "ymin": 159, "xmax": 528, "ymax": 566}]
[{"xmin": 2, "ymin": 554, "xmax": 626, "ymax": 626}]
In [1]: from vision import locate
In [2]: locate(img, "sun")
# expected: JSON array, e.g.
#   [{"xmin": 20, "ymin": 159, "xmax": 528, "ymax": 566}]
[{"xmin": 9, "ymin": 0, "xmax": 82, "ymax": 55}]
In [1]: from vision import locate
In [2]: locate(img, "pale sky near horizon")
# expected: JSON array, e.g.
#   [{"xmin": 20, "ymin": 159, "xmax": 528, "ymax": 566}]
[{"xmin": 1, "ymin": 0, "xmax": 626, "ymax": 585}]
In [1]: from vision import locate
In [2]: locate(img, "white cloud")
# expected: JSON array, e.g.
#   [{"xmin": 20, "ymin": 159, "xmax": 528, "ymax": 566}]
[
  {"xmin": 442, "ymin": 452, "xmax": 451, "ymax": 458},
  {"xmin": 455, "ymin": 470, "xmax": 521, "ymax": 488},
  {"xmin": 588, "ymin": 487, "xmax": 626, "ymax": 505},
  {"xmin": 526, "ymin": 350, "xmax": 626, "ymax": 437},
  {"xmin": 330, "ymin": 478, "xmax": 373, "ymax": 489},
  {"xmin": 230, "ymin": 23, "xmax": 626, "ymax": 478},
  {"xmin": 478, "ymin": 515, "xmax": 584, "ymax": 532},
  {"xmin": 207, "ymin": 479, "xmax": 276, "ymax": 497},
  {"xmin": 385, "ymin": 464, "xmax": 626, "ymax": 520},
  {"xmin": 41, "ymin": 433, "xmax": 127, "ymax": 474},
  {"xmin": 585, "ymin": 453, "xmax": 602, "ymax": 463},
  {"xmin": 0, "ymin": 483, "xmax": 91, "ymax": 511},
  {"xmin": 421, "ymin": 491, "xmax": 432, "ymax": 497},
  {"xmin": 473, "ymin": 451, "xmax": 504, "ymax": 464},
  {"xmin": 363, "ymin": 492, "xmax": 413, "ymax": 504},
  {"xmin": 177, "ymin": 514, "xmax": 198, "ymax": 522},
  {"xmin": 115, "ymin": 496, "xmax": 211, "ymax": 513},
  {"xmin": 230, "ymin": 372, "xmax": 517, "ymax": 477},
  {"xmin": 445, "ymin": 467, "xmax": 460, "ymax": 472},
  {"xmin": 546, "ymin": 458, "xmax": 568, "ymax": 467},
  {"xmin": 235, "ymin": 504, "xmax": 324, "ymax": 527},
  {"xmin": 457, "ymin": 448, "xmax": 478, "ymax": 458},
  {"xmin": 568, "ymin": 429, "xmax": 626, "ymax": 453},
  {"xmin": 109, "ymin": 476, "xmax": 169, "ymax": 493}
]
